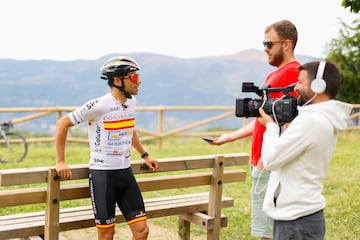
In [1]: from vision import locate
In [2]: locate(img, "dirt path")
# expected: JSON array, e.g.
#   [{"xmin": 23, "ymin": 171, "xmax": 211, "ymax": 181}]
[{"xmin": 59, "ymin": 221, "xmax": 205, "ymax": 240}]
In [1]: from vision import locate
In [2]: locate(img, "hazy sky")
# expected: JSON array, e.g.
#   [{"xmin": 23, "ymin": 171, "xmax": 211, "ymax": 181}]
[{"xmin": 0, "ymin": 0, "xmax": 357, "ymax": 60}]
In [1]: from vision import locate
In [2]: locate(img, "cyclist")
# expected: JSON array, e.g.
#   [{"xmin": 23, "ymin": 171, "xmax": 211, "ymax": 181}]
[{"xmin": 55, "ymin": 56, "xmax": 158, "ymax": 240}]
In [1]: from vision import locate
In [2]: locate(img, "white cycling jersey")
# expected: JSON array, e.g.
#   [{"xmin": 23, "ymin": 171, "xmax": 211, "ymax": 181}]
[{"xmin": 69, "ymin": 93, "xmax": 136, "ymax": 170}]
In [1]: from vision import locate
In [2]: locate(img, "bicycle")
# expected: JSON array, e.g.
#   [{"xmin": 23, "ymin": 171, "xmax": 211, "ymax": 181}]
[{"xmin": 0, "ymin": 121, "xmax": 28, "ymax": 163}]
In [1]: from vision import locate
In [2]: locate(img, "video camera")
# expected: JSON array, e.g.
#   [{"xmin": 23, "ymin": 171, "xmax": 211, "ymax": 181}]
[{"xmin": 235, "ymin": 82, "xmax": 298, "ymax": 122}]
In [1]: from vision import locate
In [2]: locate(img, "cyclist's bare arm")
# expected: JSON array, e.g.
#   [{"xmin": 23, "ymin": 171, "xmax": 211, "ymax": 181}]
[
  {"xmin": 55, "ymin": 115, "xmax": 74, "ymax": 179},
  {"xmin": 132, "ymin": 130, "xmax": 159, "ymax": 172}
]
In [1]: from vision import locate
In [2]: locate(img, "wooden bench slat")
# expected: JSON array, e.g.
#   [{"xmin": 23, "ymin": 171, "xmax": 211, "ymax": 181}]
[
  {"xmin": 0, "ymin": 153, "xmax": 249, "ymax": 186},
  {"xmin": 0, "ymin": 212, "xmax": 45, "ymax": 224},
  {"xmin": 0, "ymin": 192, "xmax": 233, "ymax": 237},
  {"xmin": 0, "ymin": 167, "xmax": 49, "ymax": 186},
  {"xmin": 0, "ymin": 222, "xmax": 45, "ymax": 239},
  {"xmin": 61, "ymin": 169, "xmax": 246, "ymax": 200},
  {"xmin": 60, "ymin": 183, "xmax": 89, "ymax": 200},
  {"xmin": 144, "ymin": 192, "xmax": 209, "ymax": 203},
  {"xmin": 0, "ymin": 169, "xmax": 246, "ymax": 207},
  {"xmin": 0, "ymin": 187, "xmax": 46, "ymax": 207}
]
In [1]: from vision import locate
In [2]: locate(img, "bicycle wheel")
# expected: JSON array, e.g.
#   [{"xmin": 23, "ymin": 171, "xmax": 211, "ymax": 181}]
[{"xmin": 0, "ymin": 132, "xmax": 28, "ymax": 163}]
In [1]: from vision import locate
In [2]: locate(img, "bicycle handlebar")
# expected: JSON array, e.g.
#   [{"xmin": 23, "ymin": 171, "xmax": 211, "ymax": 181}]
[{"xmin": 0, "ymin": 121, "xmax": 13, "ymax": 131}]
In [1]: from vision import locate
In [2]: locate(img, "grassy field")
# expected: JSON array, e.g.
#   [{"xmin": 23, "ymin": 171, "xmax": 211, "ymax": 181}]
[{"xmin": 0, "ymin": 131, "xmax": 359, "ymax": 239}]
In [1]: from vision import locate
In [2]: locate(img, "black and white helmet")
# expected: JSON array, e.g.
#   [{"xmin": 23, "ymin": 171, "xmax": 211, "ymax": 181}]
[{"xmin": 100, "ymin": 56, "xmax": 140, "ymax": 80}]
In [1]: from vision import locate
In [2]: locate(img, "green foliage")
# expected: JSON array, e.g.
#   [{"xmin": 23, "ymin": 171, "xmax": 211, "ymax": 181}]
[
  {"xmin": 342, "ymin": 0, "xmax": 360, "ymax": 13},
  {"xmin": 322, "ymin": 132, "xmax": 360, "ymax": 239},
  {"xmin": 327, "ymin": 18, "xmax": 360, "ymax": 103},
  {"xmin": 1, "ymin": 133, "xmax": 359, "ymax": 239}
]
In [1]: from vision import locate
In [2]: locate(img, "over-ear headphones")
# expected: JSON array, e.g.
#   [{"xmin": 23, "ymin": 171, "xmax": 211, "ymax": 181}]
[{"xmin": 311, "ymin": 61, "xmax": 327, "ymax": 94}]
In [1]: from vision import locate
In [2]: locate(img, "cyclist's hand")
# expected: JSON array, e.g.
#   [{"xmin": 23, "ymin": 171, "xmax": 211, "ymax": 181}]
[
  {"xmin": 56, "ymin": 162, "xmax": 72, "ymax": 180},
  {"xmin": 144, "ymin": 157, "xmax": 159, "ymax": 172}
]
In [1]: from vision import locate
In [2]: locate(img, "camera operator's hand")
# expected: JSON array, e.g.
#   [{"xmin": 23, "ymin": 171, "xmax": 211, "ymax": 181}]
[{"xmin": 257, "ymin": 108, "xmax": 274, "ymax": 126}]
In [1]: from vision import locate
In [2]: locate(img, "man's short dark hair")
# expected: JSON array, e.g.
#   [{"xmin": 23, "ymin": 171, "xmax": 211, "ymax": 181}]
[{"xmin": 298, "ymin": 61, "xmax": 341, "ymax": 99}]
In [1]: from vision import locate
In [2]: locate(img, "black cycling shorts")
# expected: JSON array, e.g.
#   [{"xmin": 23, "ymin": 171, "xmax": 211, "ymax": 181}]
[{"xmin": 89, "ymin": 168, "xmax": 147, "ymax": 228}]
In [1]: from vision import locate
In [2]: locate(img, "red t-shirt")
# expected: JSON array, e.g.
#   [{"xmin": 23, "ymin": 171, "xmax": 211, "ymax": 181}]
[{"xmin": 251, "ymin": 61, "xmax": 300, "ymax": 166}]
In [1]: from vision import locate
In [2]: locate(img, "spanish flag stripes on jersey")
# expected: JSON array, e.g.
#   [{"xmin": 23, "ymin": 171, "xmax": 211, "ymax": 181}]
[{"xmin": 103, "ymin": 118, "xmax": 135, "ymax": 130}]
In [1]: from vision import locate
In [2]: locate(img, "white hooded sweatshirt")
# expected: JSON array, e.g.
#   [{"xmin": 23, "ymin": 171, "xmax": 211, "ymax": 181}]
[{"xmin": 262, "ymin": 100, "xmax": 353, "ymax": 220}]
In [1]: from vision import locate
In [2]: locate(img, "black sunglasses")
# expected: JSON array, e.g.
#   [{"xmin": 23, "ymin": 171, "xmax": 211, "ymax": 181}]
[{"xmin": 262, "ymin": 40, "xmax": 286, "ymax": 49}]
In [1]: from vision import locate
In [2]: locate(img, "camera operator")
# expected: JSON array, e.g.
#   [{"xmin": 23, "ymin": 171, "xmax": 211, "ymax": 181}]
[
  {"xmin": 207, "ymin": 19, "xmax": 300, "ymax": 240},
  {"xmin": 257, "ymin": 61, "xmax": 353, "ymax": 240}
]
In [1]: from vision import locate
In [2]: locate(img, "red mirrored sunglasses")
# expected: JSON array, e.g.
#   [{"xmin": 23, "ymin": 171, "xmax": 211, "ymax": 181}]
[{"xmin": 124, "ymin": 73, "xmax": 140, "ymax": 83}]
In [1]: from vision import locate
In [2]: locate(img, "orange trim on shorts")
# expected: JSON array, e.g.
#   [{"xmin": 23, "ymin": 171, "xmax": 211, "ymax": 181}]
[
  {"xmin": 128, "ymin": 216, "xmax": 147, "ymax": 225},
  {"xmin": 96, "ymin": 223, "xmax": 116, "ymax": 229}
]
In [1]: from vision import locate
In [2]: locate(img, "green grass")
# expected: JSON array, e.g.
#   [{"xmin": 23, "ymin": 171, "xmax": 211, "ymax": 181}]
[{"xmin": 1, "ymin": 132, "xmax": 359, "ymax": 239}]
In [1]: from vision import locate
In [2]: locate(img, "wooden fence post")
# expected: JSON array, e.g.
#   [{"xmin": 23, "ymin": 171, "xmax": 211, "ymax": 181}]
[
  {"xmin": 157, "ymin": 108, "xmax": 164, "ymax": 150},
  {"xmin": 45, "ymin": 168, "xmax": 60, "ymax": 240},
  {"xmin": 207, "ymin": 155, "xmax": 225, "ymax": 240},
  {"xmin": 178, "ymin": 218, "xmax": 191, "ymax": 240}
]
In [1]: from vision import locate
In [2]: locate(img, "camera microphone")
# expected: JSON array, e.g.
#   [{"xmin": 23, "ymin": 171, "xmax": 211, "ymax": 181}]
[
  {"xmin": 284, "ymin": 83, "xmax": 296, "ymax": 92},
  {"xmin": 288, "ymin": 83, "xmax": 296, "ymax": 89}
]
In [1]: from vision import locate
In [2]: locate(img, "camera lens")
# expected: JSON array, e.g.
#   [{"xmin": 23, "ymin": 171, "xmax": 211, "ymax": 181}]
[{"xmin": 248, "ymin": 99, "xmax": 262, "ymax": 117}]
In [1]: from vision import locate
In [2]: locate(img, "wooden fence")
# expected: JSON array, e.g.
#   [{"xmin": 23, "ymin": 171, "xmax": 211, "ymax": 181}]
[{"xmin": 0, "ymin": 105, "xmax": 359, "ymax": 149}]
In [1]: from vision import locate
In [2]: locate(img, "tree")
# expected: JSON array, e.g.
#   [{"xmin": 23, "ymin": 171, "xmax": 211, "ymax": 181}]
[
  {"xmin": 326, "ymin": 1, "xmax": 360, "ymax": 103},
  {"xmin": 342, "ymin": 0, "xmax": 360, "ymax": 13},
  {"xmin": 327, "ymin": 18, "xmax": 360, "ymax": 103}
]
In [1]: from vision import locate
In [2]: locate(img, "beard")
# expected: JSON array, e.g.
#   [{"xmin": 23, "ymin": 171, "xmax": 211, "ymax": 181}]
[
  {"xmin": 297, "ymin": 96, "xmax": 306, "ymax": 106},
  {"xmin": 297, "ymin": 91, "xmax": 315, "ymax": 106},
  {"xmin": 268, "ymin": 47, "xmax": 284, "ymax": 67}
]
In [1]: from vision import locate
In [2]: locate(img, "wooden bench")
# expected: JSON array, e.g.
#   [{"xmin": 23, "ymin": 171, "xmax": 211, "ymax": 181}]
[{"xmin": 0, "ymin": 153, "xmax": 249, "ymax": 240}]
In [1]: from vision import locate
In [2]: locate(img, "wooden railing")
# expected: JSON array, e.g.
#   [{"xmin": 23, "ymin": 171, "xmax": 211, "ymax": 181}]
[
  {"xmin": 0, "ymin": 106, "xmax": 246, "ymax": 149},
  {"xmin": 348, "ymin": 104, "xmax": 360, "ymax": 130},
  {"xmin": 0, "ymin": 104, "xmax": 359, "ymax": 149}
]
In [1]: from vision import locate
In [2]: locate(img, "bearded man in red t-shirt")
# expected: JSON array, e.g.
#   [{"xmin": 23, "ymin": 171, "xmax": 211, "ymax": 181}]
[{"xmin": 208, "ymin": 19, "xmax": 300, "ymax": 240}]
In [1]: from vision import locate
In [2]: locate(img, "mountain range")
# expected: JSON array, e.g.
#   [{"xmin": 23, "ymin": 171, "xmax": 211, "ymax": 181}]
[{"xmin": 0, "ymin": 50, "xmax": 315, "ymax": 133}]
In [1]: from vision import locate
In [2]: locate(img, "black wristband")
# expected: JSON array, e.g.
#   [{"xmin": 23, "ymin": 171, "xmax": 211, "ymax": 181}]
[{"xmin": 141, "ymin": 152, "xmax": 149, "ymax": 159}]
